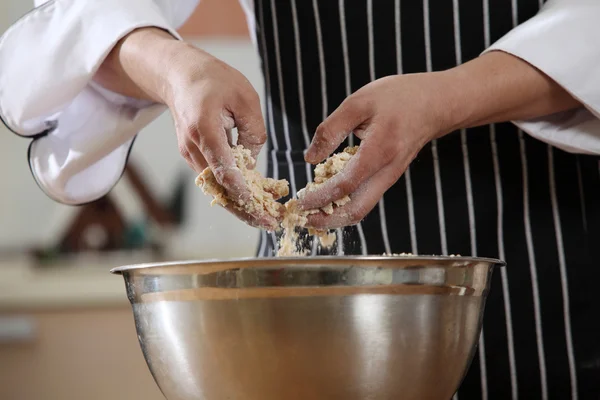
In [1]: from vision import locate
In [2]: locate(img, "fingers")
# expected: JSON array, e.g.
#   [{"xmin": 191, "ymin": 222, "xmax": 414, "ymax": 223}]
[
  {"xmin": 305, "ymin": 158, "xmax": 405, "ymax": 229},
  {"xmin": 298, "ymin": 130, "xmax": 399, "ymax": 210},
  {"xmin": 234, "ymin": 87, "xmax": 267, "ymax": 161},
  {"xmin": 189, "ymin": 112, "xmax": 251, "ymax": 204},
  {"xmin": 305, "ymin": 96, "xmax": 369, "ymax": 164},
  {"xmin": 178, "ymin": 87, "xmax": 267, "ymax": 229},
  {"xmin": 178, "ymin": 138, "xmax": 208, "ymax": 173},
  {"xmin": 225, "ymin": 204, "xmax": 281, "ymax": 231}
]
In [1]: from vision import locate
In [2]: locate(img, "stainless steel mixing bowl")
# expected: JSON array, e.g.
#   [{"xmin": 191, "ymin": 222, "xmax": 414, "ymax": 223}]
[{"xmin": 111, "ymin": 255, "xmax": 504, "ymax": 400}]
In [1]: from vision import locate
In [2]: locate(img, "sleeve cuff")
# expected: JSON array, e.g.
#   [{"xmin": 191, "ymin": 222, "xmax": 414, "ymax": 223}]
[
  {"xmin": 0, "ymin": 0, "xmax": 194, "ymax": 205},
  {"xmin": 483, "ymin": 0, "xmax": 600, "ymax": 156},
  {"xmin": 0, "ymin": 0, "xmax": 183, "ymax": 134}
]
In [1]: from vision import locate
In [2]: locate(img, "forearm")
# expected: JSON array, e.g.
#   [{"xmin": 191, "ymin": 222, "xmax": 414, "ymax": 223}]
[
  {"xmin": 93, "ymin": 27, "xmax": 185, "ymax": 104},
  {"xmin": 442, "ymin": 50, "xmax": 581, "ymax": 134}
]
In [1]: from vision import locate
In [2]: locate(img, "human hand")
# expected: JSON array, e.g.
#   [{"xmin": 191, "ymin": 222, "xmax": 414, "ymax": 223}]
[
  {"xmin": 297, "ymin": 49, "xmax": 583, "ymax": 230},
  {"xmin": 165, "ymin": 46, "xmax": 279, "ymax": 228},
  {"xmin": 297, "ymin": 73, "xmax": 455, "ymax": 229},
  {"xmin": 97, "ymin": 28, "xmax": 277, "ymax": 229}
]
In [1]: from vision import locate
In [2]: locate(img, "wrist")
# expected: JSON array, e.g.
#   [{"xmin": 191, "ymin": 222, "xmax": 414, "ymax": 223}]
[
  {"xmin": 161, "ymin": 45, "xmax": 222, "ymax": 107},
  {"xmin": 420, "ymin": 70, "xmax": 472, "ymax": 139},
  {"xmin": 436, "ymin": 51, "xmax": 581, "ymax": 134},
  {"xmin": 432, "ymin": 53, "xmax": 517, "ymax": 135},
  {"xmin": 435, "ymin": 53, "xmax": 502, "ymax": 134},
  {"xmin": 113, "ymin": 27, "xmax": 185, "ymax": 104}
]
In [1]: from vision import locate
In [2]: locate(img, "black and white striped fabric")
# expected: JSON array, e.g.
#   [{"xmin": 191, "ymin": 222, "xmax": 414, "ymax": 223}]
[{"xmin": 253, "ymin": 0, "xmax": 600, "ymax": 398}]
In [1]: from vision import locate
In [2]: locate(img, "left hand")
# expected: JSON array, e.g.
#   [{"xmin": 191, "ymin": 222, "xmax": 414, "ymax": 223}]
[
  {"xmin": 297, "ymin": 51, "xmax": 582, "ymax": 230},
  {"xmin": 297, "ymin": 72, "xmax": 455, "ymax": 229}
]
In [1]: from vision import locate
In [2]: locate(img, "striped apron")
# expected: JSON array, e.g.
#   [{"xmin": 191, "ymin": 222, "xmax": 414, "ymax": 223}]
[{"xmin": 253, "ymin": 0, "xmax": 600, "ymax": 398}]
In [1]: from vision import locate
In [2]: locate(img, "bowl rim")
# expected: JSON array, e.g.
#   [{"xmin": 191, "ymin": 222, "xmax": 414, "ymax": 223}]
[{"xmin": 109, "ymin": 255, "xmax": 506, "ymax": 275}]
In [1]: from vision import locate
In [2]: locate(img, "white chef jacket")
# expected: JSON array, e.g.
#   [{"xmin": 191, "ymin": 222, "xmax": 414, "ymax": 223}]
[{"xmin": 0, "ymin": 0, "xmax": 599, "ymax": 205}]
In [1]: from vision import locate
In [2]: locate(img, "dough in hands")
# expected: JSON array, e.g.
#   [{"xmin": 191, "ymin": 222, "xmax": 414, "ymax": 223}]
[
  {"xmin": 195, "ymin": 146, "xmax": 288, "ymax": 221},
  {"xmin": 278, "ymin": 146, "xmax": 358, "ymax": 256},
  {"xmin": 195, "ymin": 145, "xmax": 359, "ymax": 256}
]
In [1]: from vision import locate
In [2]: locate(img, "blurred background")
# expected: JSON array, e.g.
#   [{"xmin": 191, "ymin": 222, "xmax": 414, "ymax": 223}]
[{"xmin": 0, "ymin": 1, "xmax": 263, "ymax": 398}]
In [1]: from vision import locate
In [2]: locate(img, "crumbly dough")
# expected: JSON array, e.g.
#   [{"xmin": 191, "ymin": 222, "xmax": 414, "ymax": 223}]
[
  {"xmin": 278, "ymin": 146, "xmax": 358, "ymax": 256},
  {"xmin": 195, "ymin": 146, "xmax": 288, "ymax": 220},
  {"xmin": 196, "ymin": 145, "xmax": 359, "ymax": 256}
]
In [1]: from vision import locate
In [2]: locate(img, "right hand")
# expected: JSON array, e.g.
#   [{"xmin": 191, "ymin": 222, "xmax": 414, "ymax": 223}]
[
  {"xmin": 166, "ymin": 44, "xmax": 279, "ymax": 228},
  {"xmin": 97, "ymin": 28, "xmax": 278, "ymax": 229}
]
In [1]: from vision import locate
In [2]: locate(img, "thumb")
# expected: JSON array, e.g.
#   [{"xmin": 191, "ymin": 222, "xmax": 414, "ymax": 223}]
[{"xmin": 305, "ymin": 97, "xmax": 368, "ymax": 164}]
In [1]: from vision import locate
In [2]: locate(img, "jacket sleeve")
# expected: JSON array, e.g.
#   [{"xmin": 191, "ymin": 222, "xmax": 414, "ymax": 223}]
[
  {"xmin": 0, "ymin": 0, "xmax": 199, "ymax": 205},
  {"xmin": 484, "ymin": 0, "xmax": 600, "ymax": 156}
]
